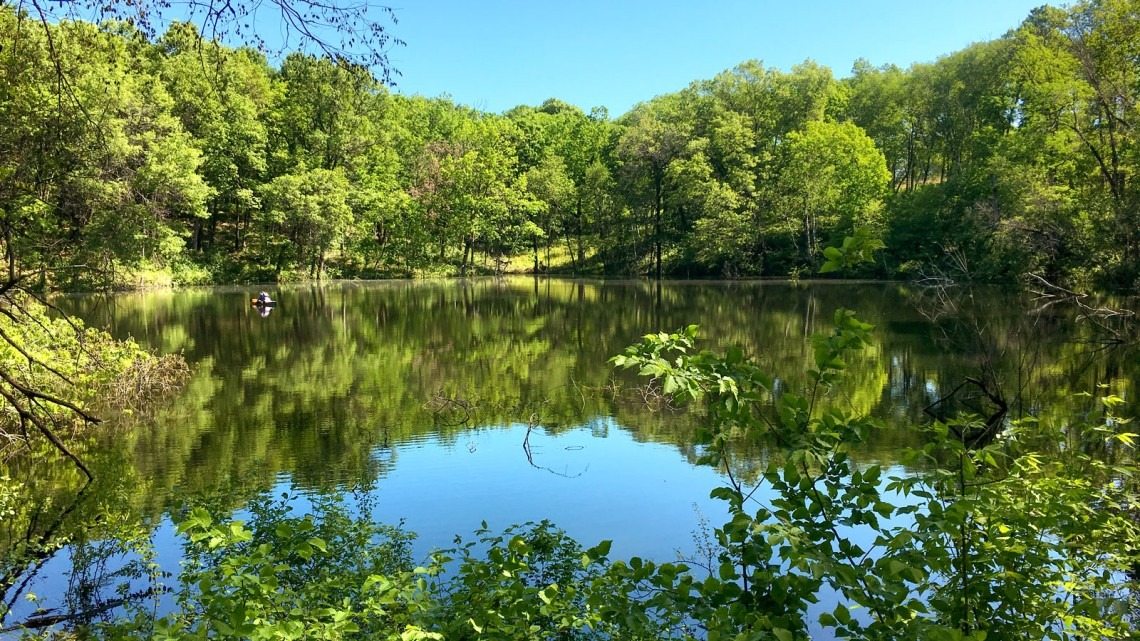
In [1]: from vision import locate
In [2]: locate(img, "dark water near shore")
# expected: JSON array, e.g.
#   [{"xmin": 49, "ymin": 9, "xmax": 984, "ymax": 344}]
[{"xmin": 2, "ymin": 278, "xmax": 1136, "ymax": 630}]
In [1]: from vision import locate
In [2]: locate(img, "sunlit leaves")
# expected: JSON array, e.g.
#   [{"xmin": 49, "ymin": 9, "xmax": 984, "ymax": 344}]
[
  {"xmin": 145, "ymin": 493, "xmax": 418, "ymax": 641},
  {"xmin": 25, "ymin": 0, "xmax": 403, "ymax": 81},
  {"xmin": 776, "ymin": 121, "xmax": 890, "ymax": 262}
]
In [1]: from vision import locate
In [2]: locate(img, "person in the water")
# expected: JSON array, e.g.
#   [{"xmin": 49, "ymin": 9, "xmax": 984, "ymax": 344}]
[{"xmin": 253, "ymin": 291, "xmax": 274, "ymax": 317}]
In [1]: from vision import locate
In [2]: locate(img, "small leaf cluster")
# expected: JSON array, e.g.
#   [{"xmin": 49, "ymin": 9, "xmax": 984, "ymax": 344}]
[
  {"xmin": 819, "ymin": 227, "xmax": 886, "ymax": 274},
  {"xmin": 423, "ymin": 521, "xmax": 615, "ymax": 640}
]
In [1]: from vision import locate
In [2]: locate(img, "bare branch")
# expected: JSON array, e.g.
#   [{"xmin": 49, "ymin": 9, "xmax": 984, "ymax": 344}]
[
  {"xmin": 0, "ymin": 382, "xmax": 94, "ymax": 480},
  {"xmin": 23, "ymin": 0, "xmax": 403, "ymax": 83},
  {"xmin": 0, "ymin": 368, "xmax": 101, "ymax": 424}
]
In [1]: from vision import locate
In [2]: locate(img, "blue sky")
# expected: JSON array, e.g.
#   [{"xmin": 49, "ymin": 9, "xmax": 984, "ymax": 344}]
[{"xmin": 385, "ymin": 0, "xmax": 1047, "ymax": 116}]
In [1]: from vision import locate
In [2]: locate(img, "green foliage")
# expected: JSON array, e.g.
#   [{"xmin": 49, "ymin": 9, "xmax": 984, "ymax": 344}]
[
  {"xmin": 424, "ymin": 521, "xmax": 610, "ymax": 640},
  {"xmin": 256, "ymin": 168, "xmax": 354, "ymax": 279},
  {"xmin": 612, "ymin": 326, "xmax": 1138, "ymax": 639},
  {"xmin": 102, "ymin": 499, "xmax": 667, "ymax": 641},
  {"xmin": 820, "ymin": 227, "xmax": 886, "ymax": 274},
  {"xmin": 111, "ymin": 493, "xmax": 427, "ymax": 641},
  {"xmin": 900, "ymin": 414, "xmax": 1140, "ymax": 639},
  {"xmin": 0, "ymin": 292, "xmax": 185, "ymax": 436},
  {"xmin": 0, "ymin": 287, "xmax": 192, "ymax": 631},
  {"xmin": 8, "ymin": 1, "xmax": 1140, "ymax": 285},
  {"xmin": 605, "ymin": 239, "xmax": 1140, "ymax": 638},
  {"xmin": 775, "ymin": 121, "xmax": 890, "ymax": 264}
]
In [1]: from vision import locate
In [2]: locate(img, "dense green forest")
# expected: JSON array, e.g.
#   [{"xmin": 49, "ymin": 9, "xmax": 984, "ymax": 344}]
[
  {"xmin": 3, "ymin": 0, "xmax": 1140, "ymax": 289},
  {"xmin": 3, "ymin": 1, "xmax": 1140, "ymax": 634}
]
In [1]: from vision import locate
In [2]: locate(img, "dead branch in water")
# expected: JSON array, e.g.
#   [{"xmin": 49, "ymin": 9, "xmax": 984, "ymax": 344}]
[
  {"xmin": 1026, "ymin": 273, "xmax": 1135, "ymax": 342},
  {"xmin": 423, "ymin": 390, "xmax": 475, "ymax": 426}
]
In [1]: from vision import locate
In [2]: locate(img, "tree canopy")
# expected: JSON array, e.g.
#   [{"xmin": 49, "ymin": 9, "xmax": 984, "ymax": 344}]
[{"xmin": 4, "ymin": 1, "xmax": 1140, "ymax": 288}]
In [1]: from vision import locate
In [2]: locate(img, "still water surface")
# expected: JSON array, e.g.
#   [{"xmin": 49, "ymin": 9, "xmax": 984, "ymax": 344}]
[{"xmin": 4, "ymin": 277, "xmax": 1135, "ymax": 628}]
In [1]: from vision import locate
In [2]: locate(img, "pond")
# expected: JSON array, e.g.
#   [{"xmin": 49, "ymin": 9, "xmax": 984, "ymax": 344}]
[{"xmin": 2, "ymin": 277, "xmax": 1135, "ymax": 633}]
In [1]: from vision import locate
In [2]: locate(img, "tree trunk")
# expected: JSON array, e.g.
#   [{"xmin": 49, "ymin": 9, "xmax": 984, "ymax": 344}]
[
  {"xmin": 565, "ymin": 235, "xmax": 578, "ymax": 273},
  {"xmin": 234, "ymin": 213, "xmax": 244, "ymax": 252},
  {"xmin": 906, "ymin": 130, "xmax": 916, "ymax": 192},
  {"xmin": 3, "ymin": 223, "xmax": 14, "ymax": 281},
  {"xmin": 461, "ymin": 236, "xmax": 473, "ymax": 275},
  {"xmin": 654, "ymin": 172, "xmax": 663, "ymax": 281},
  {"xmin": 576, "ymin": 200, "xmax": 585, "ymax": 271},
  {"xmin": 803, "ymin": 197, "xmax": 814, "ymax": 262}
]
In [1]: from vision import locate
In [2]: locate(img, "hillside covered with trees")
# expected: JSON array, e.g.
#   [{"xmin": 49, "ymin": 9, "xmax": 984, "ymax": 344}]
[{"xmin": 2, "ymin": 1, "xmax": 1139, "ymax": 288}]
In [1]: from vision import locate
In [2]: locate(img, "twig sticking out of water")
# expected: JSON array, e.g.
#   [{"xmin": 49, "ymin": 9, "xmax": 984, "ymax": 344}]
[{"xmin": 522, "ymin": 410, "xmax": 586, "ymax": 479}]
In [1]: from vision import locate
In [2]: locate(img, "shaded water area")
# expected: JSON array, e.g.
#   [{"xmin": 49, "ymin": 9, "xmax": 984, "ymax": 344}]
[{"xmin": 2, "ymin": 278, "xmax": 1136, "ymax": 631}]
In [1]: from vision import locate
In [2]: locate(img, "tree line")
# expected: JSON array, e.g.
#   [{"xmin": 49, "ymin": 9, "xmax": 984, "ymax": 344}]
[{"xmin": 2, "ymin": 0, "xmax": 1138, "ymax": 288}]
